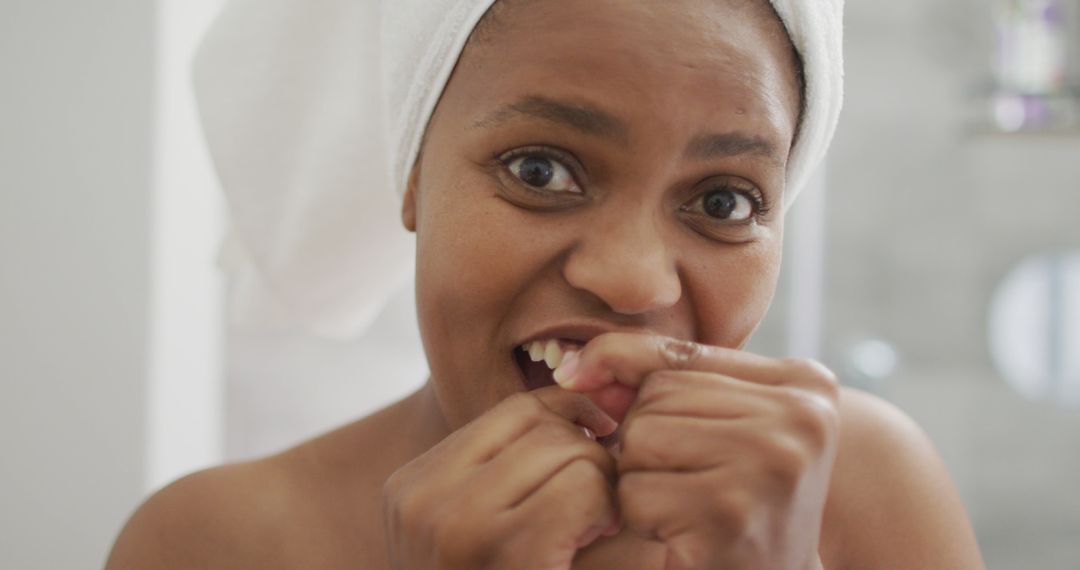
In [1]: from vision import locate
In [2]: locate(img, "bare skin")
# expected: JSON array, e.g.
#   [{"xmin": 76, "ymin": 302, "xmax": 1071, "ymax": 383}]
[
  {"xmin": 106, "ymin": 384, "xmax": 980, "ymax": 569},
  {"xmin": 107, "ymin": 0, "xmax": 985, "ymax": 568}
]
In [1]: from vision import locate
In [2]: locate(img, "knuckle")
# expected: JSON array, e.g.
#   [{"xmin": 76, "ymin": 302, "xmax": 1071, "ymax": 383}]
[
  {"xmin": 503, "ymin": 392, "xmax": 548, "ymax": 424},
  {"xmin": 619, "ymin": 417, "xmax": 642, "ymax": 452},
  {"xmin": 619, "ymin": 416, "xmax": 670, "ymax": 469},
  {"xmin": 616, "ymin": 471, "xmax": 644, "ymax": 500},
  {"xmin": 780, "ymin": 388, "xmax": 839, "ymax": 450},
  {"xmin": 668, "ymin": 535, "xmax": 714, "ymax": 569},
  {"xmin": 616, "ymin": 474, "xmax": 657, "ymax": 537},
  {"xmin": 408, "ymin": 497, "xmax": 445, "ymax": 539},
  {"xmin": 762, "ymin": 435, "xmax": 809, "ymax": 496},
  {"xmin": 583, "ymin": 443, "xmax": 618, "ymax": 480},
  {"xmin": 544, "ymin": 422, "xmax": 610, "ymax": 457},
  {"xmin": 386, "ymin": 484, "xmax": 449, "ymax": 556},
  {"xmin": 555, "ymin": 459, "xmax": 610, "ymax": 506},
  {"xmin": 592, "ymin": 332, "xmax": 621, "ymax": 353},
  {"xmin": 587, "ymin": 334, "xmax": 623, "ymax": 368},
  {"xmin": 385, "ymin": 477, "xmax": 423, "ymax": 527},
  {"xmin": 637, "ymin": 371, "xmax": 680, "ymax": 407},
  {"xmin": 435, "ymin": 500, "xmax": 515, "ymax": 567},
  {"xmin": 533, "ymin": 418, "xmax": 575, "ymax": 444},
  {"xmin": 432, "ymin": 518, "xmax": 489, "ymax": 566},
  {"xmin": 781, "ymin": 358, "xmax": 841, "ymax": 396},
  {"xmin": 562, "ymin": 434, "xmax": 616, "ymax": 477},
  {"xmin": 381, "ymin": 469, "xmax": 407, "ymax": 504},
  {"xmin": 779, "ymin": 356, "xmax": 819, "ymax": 376},
  {"xmin": 575, "ymin": 457, "xmax": 609, "ymax": 490},
  {"xmin": 708, "ymin": 488, "xmax": 755, "ymax": 538},
  {"xmin": 564, "ymin": 459, "xmax": 613, "ymax": 515}
]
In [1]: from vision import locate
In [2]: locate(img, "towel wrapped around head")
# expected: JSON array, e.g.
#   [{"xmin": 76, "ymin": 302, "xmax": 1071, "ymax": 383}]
[{"xmin": 193, "ymin": 0, "xmax": 844, "ymax": 339}]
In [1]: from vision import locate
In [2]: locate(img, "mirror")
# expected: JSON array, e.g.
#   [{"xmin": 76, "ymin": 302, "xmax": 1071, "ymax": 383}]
[{"xmin": 989, "ymin": 251, "xmax": 1080, "ymax": 408}]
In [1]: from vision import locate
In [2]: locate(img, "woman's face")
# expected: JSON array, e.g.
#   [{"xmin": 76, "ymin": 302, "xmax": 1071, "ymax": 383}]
[{"xmin": 404, "ymin": 0, "xmax": 802, "ymax": 428}]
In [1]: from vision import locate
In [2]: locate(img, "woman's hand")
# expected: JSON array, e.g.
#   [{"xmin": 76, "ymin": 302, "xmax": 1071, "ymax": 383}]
[
  {"xmin": 382, "ymin": 386, "xmax": 621, "ymax": 569},
  {"xmin": 555, "ymin": 333, "xmax": 841, "ymax": 570}
]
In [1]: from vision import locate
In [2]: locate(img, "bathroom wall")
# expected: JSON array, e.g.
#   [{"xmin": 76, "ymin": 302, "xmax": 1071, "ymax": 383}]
[
  {"xmin": 0, "ymin": 1, "xmax": 156, "ymax": 567},
  {"xmin": 820, "ymin": 1, "xmax": 1080, "ymax": 567}
]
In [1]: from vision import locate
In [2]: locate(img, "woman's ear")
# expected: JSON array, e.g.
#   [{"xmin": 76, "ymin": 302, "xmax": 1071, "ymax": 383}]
[{"xmin": 401, "ymin": 162, "xmax": 420, "ymax": 233}]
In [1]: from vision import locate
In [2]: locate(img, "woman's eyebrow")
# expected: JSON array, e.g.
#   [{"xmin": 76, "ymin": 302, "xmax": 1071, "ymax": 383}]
[
  {"xmin": 471, "ymin": 95, "xmax": 631, "ymax": 144},
  {"xmin": 683, "ymin": 132, "xmax": 782, "ymax": 166},
  {"xmin": 472, "ymin": 95, "xmax": 782, "ymax": 166}
]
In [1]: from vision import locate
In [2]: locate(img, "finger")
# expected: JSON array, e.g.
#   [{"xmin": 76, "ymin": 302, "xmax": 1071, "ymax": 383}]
[
  {"xmin": 557, "ymin": 333, "xmax": 780, "ymax": 391},
  {"xmin": 532, "ymin": 385, "xmax": 619, "ymax": 436},
  {"xmin": 626, "ymin": 371, "xmax": 779, "ymax": 421},
  {"xmin": 615, "ymin": 372, "xmax": 777, "ymax": 473},
  {"xmin": 556, "ymin": 332, "xmax": 836, "ymax": 396},
  {"xmin": 618, "ymin": 470, "xmax": 711, "ymax": 541},
  {"xmin": 618, "ymin": 411, "xmax": 765, "ymax": 474},
  {"xmin": 454, "ymin": 387, "xmax": 617, "ymax": 466},
  {"xmin": 472, "ymin": 417, "xmax": 616, "ymax": 510},
  {"xmin": 619, "ymin": 470, "xmax": 739, "ymax": 567},
  {"xmin": 509, "ymin": 457, "xmax": 619, "ymax": 553},
  {"xmin": 589, "ymin": 359, "xmax": 779, "ymax": 424}
]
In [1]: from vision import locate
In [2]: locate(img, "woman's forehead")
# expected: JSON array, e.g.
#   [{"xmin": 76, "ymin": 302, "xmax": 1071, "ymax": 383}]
[{"xmin": 442, "ymin": 0, "xmax": 801, "ymax": 158}]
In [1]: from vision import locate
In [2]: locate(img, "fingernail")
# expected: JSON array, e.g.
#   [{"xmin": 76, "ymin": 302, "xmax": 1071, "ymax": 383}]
[
  {"xmin": 661, "ymin": 338, "xmax": 701, "ymax": 365},
  {"xmin": 580, "ymin": 425, "xmax": 597, "ymax": 441},
  {"xmin": 553, "ymin": 350, "xmax": 580, "ymax": 388}
]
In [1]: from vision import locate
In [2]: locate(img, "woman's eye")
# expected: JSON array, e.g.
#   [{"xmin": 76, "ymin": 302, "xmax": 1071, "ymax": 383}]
[
  {"xmin": 506, "ymin": 155, "xmax": 581, "ymax": 194},
  {"xmin": 679, "ymin": 183, "xmax": 768, "ymax": 242},
  {"xmin": 697, "ymin": 188, "xmax": 755, "ymax": 222}
]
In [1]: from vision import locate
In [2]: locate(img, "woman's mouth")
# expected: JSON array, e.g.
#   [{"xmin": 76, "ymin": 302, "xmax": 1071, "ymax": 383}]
[{"xmin": 512, "ymin": 339, "xmax": 621, "ymax": 454}]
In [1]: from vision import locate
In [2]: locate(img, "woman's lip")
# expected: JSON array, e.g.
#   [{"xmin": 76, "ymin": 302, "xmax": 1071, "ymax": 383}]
[
  {"xmin": 515, "ymin": 322, "xmax": 679, "ymax": 349},
  {"xmin": 515, "ymin": 322, "xmax": 627, "ymax": 349}
]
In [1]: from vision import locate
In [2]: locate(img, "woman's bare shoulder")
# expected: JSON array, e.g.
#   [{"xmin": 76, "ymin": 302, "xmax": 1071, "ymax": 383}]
[
  {"xmin": 823, "ymin": 386, "xmax": 985, "ymax": 570},
  {"xmin": 104, "ymin": 454, "xmax": 301, "ymax": 569},
  {"xmin": 105, "ymin": 408, "xmax": 405, "ymax": 570}
]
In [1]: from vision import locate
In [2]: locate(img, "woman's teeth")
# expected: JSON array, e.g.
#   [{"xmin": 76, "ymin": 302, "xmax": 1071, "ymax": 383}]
[{"xmin": 521, "ymin": 339, "xmax": 577, "ymax": 371}]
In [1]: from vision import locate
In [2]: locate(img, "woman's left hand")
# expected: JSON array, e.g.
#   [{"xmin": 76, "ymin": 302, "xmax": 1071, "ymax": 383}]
[{"xmin": 554, "ymin": 333, "xmax": 841, "ymax": 570}]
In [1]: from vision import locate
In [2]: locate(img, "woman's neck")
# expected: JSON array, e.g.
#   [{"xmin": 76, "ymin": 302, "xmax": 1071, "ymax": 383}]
[{"xmin": 395, "ymin": 380, "xmax": 454, "ymax": 457}]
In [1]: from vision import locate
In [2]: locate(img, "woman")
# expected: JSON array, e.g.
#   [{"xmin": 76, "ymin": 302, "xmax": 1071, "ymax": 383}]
[{"xmin": 107, "ymin": 0, "xmax": 985, "ymax": 568}]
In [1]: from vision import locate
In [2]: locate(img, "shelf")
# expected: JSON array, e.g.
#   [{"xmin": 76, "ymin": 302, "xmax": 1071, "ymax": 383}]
[
  {"xmin": 967, "ymin": 125, "xmax": 1080, "ymax": 138},
  {"xmin": 966, "ymin": 87, "xmax": 1080, "ymax": 138}
]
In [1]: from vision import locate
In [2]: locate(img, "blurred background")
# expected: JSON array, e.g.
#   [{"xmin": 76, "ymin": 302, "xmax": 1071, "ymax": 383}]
[{"xmin": 2, "ymin": 0, "xmax": 1079, "ymax": 568}]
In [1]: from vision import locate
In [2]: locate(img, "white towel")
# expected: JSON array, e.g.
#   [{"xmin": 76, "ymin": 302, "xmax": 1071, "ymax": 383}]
[{"xmin": 194, "ymin": 0, "xmax": 844, "ymax": 339}]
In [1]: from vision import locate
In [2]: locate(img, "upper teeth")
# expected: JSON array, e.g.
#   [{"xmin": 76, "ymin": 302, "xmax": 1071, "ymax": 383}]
[{"xmin": 522, "ymin": 339, "xmax": 575, "ymax": 370}]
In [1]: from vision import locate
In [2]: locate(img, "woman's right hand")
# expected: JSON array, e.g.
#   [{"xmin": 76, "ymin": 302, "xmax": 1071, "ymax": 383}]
[{"xmin": 382, "ymin": 386, "xmax": 620, "ymax": 569}]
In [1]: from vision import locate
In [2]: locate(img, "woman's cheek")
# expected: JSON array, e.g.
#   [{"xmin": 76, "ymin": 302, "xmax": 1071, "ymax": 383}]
[
  {"xmin": 411, "ymin": 176, "xmax": 541, "ymax": 424},
  {"xmin": 414, "ymin": 168, "xmax": 564, "ymax": 385},
  {"xmin": 692, "ymin": 242, "xmax": 782, "ymax": 348},
  {"xmin": 419, "ymin": 188, "xmax": 543, "ymax": 314}
]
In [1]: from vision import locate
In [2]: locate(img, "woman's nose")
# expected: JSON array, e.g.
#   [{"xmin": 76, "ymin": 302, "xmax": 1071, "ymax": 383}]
[{"xmin": 562, "ymin": 212, "xmax": 682, "ymax": 315}]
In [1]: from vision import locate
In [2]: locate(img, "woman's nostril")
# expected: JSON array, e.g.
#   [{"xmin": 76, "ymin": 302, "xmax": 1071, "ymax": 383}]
[
  {"xmin": 564, "ymin": 257, "xmax": 680, "ymax": 312},
  {"xmin": 567, "ymin": 267, "xmax": 682, "ymax": 316},
  {"xmin": 561, "ymin": 224, "xmax": 682, "ymax": 315}
]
